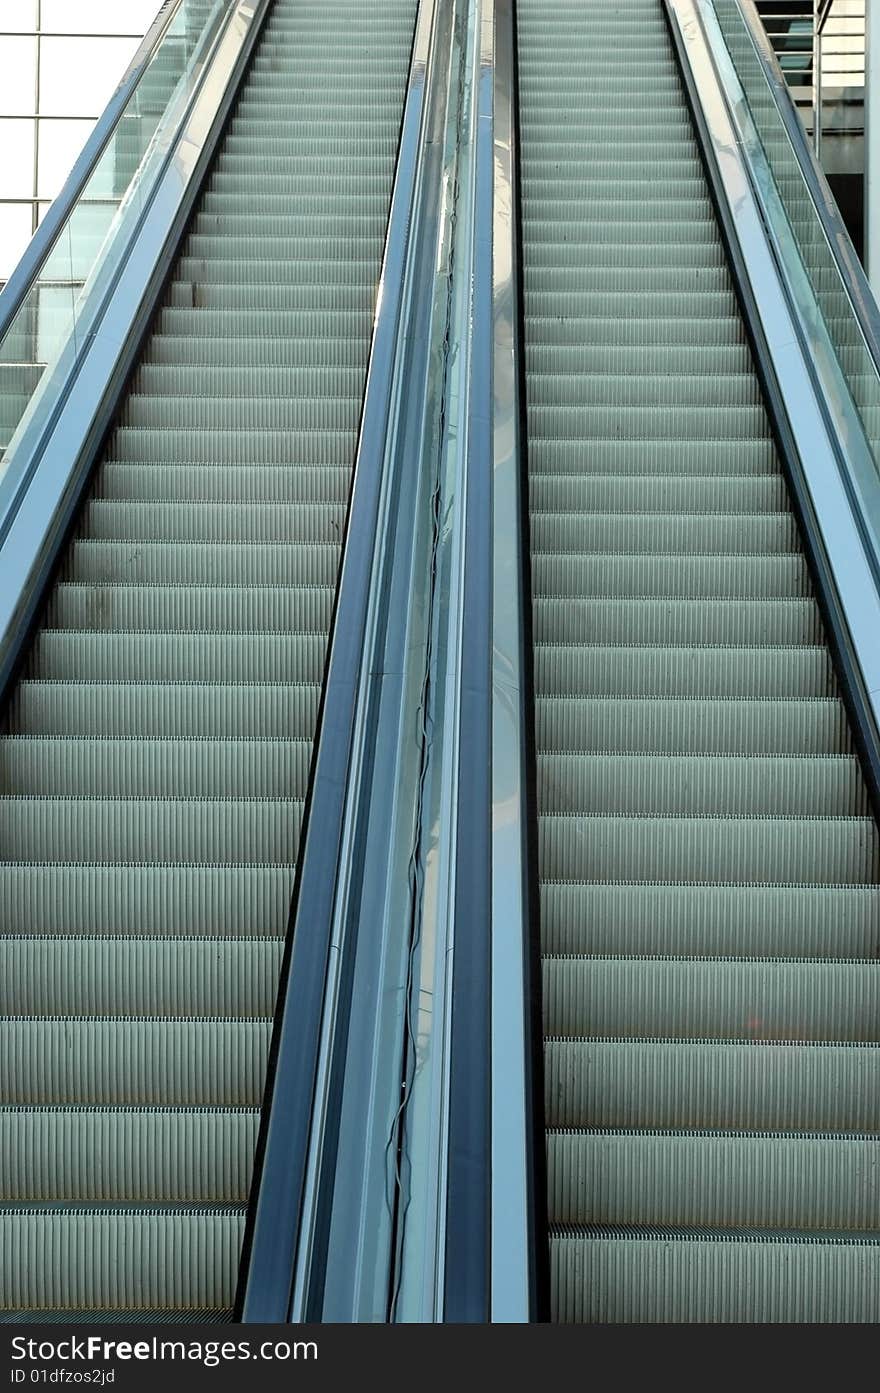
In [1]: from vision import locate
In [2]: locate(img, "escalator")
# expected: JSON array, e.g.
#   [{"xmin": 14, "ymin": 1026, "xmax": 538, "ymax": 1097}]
[
  {"xmin": 0, "ymin": 0, "xmax": 416, "ymax": 1320},
  {"xmin": 517, "ymin": 0, "xmax": 880, "ymax": 1322}
]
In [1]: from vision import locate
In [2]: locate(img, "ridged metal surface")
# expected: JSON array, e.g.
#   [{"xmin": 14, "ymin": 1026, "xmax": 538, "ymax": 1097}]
[
  {"xmin": 0, "ymin": 0, "xmax": 415, "ymax": 1318},
  {"xmin": 550, "ymin": 1228, "xmax": 880, "ymax": 1323},
  {"xmin": 518, "ymin": 0, "xmax": 880, "ymax": 1322}
]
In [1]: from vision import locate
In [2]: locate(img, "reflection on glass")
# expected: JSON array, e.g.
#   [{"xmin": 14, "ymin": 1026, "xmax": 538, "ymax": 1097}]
[
  {"xmin": 713, "ymin": 0, "xmax": 880, "ymax": 473},
  {"xmin": 0, "ymin": 0, "xmax": 226, "ymax": 465}
]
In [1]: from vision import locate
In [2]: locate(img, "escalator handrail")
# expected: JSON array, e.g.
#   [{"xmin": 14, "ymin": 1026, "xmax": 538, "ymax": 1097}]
[
  {"xmin": 0, "ymin": 0, "xmax": 186, "ymax": 342},
  {"xmin": 733, "ymin": 0, "xmax": 880, "ymax": 386}
]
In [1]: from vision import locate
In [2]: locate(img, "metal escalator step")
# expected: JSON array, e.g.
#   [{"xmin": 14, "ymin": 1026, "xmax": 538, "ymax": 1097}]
[
  {"xmin": 524, "ymin": 135, "xmax": 697, "ymax": 152},
  {"xmin": 0, "ymin": 1211, "xmax": 246, "ymax": 1313},
  {"xmin": 550, "ymin": 1227, "xmax": 880, "ymax": 1323},
  {"xmin": 153, "ymin": 305, "xmax": 372, "ymax": 341},
  {"xmin": 250, "ymin": 48, "xmax": 412, "ymax": 67},
  {"xmin": 197, "ymin": 176, "xmax": 389, "ymax": 202},
  {"xmin": 531, "ymin": 553, "xmax": 811, "ymax": 599},
  {"xmin": 218, "ymin": 134, "xmax": 400, "ymax": 159},
  {"xmin": 204, "ymin": 173, "xmax": 392, "ymax": 201},
  {"xmin": 529, "ymin": 513, "xmax": 801, "ymax": 553},
  {"xmin": 188, "ymin": 213, "xmax": 389, "ymax": 241},
  {"xmin": 226, "ymin": 108, "xmax": 402, "ymax": 129},
  {"xmin": 94, "ymin": 463, "xmax": 352, "ymax": 503},
  {"xmin": 526, "ymin": 403, "xmax": 767, "ymax": 438},
  {"xmin": 532, "ymin": 597, "xmax": 823, "ymax": 646},
  {"xmin": 527, "ymin": 369, "xmax": 764, "ymax": 405},
  {"xmin": 533, "ymin": 645, "xmax": 836, "ymax": 699},
  {"xmin": 524, "ymin": 290, "xmax": 736, "ymax": 319},
  {"xmin": 173, "ymin": 256, "xmax": 378, "ymax": 288},
  {"xmin": 538, "ymin": 816, "xmax": 878, "ymax": 885},
  {"xmin": 0, "ymin": 1108, "xmax": 259, "ymax": 1204},
  {"xmin": 544, "ymin": 1038, "xmax": 880, "ymax": 1133},
  {"xmin": 519, "ymin": 72, "xmax": 685, "ymax": 92},
  {"xmin": 81, "ymin": 499, "xmax": 348, "ymax": 543},
  {"xmin": 526, "ymin": 314, "xmax": 745, "ymax": 347},
  {"xmin": 538, "ymin": 753, "xmax": 868, "ymax": 817},
  {"xmin": 546, "ymin": 1130, "xmax": 880, "ymax": 1229},
  {"xmin": 526, "ymin": 344, "xmax": 749, "ymax": 374},
  {"xmin": 27, "ymin": 632, "xmax": 329, "ymax": 681},
  {"xmin": 46, "ymin": 584, "xmax": 334, "ymax": 634},
  {"xmin": 524, "ymin": 268, "xmax": 734, "ymax": 297},
  {"xmin": 543, "ymin": 956, "xmax": 880, "ymax": 1039},
  {"xmin": 62, "ymin": 541, "xmax": 341, "ymax": 586},
  {"xmin": 234, "ymin": 98, "xmax": 402, "ymax": 119},
  {"xmin": 0, "ymin": 797, "xmax": 304, "ymax": 864},
  {"xmin": 527, "ymin": 438, "xmax": 774, "ymax": 473},
  {"xmin": 526, "ymin": 219, "xmax": 712, "ymax": 250},
  {"xmin": 541, "ymin": 883, "xmax": 880, "ymax": 959},
  {"xmin": 248, "ymin": 28, "xmax": 411, "ymax": 38},
  {"xmin": 244, "ymin": 68, "xmax": 409, "ymax": 87},
  {"xmin": 145, "ymin": 332, "xmax": 369, "ymax": 367},
  {"xmin": 0, "ymin": 865, "xmax": 292, "ymax": 937},
  {"xmin": 525, "ymin": 145, "xmax": 698, "ymax": 163},
  {"xmin": 130, "ymin": 363, "xmax": 368, "ymax": 398},
  {"xmin": 119, "ymin": 393, "xmax": 363, "ymax": 430},
  {"xmin": 518, "ymin": 194, "xmax": 717, "ymax": 222},
  {"xmin": 523, "ymin": 107, "xmax": 695, "ymax": 126},
  {"xmin": 107, "ymin": 424, "xmax": 357, "ymax": 464},
  {"xmin": 0, "ymin": 1019, "xmax": 271, "ymax": 1106},
  {"xmin": 536, "ymin": 697, "xmax": 853, "ymax": 755},
  {"xmin": 164, "ymin": 280, "xmax": 375, "ymax": 312},
  {"xmin": 0, "ymin": 940, "xmax": 283, "ymax": 1017},
  {"xmin": 0, "ymin": 738, "xmax": 313, "ymax": 798},
  {"xmin": 212, "ymin": 154, "xmax": 394, "ymax": 178},
  {"xmin": 530, "ymin": 474, "xmax": 786, "ymax": 510},
  {"xmin": 523, "ymin": 15, "xmax": 671, "ymax": 28}
]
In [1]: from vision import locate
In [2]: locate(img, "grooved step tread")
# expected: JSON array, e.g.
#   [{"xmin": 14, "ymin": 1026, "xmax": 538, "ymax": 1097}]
[
  {"xmin": 550, "ymin": 1226, "xmax": 880, "ymax": 1323},
  {"xmin": 546, "ymin": 1129, "xmax": 880, "ymax": 1230},
  {"xmin": 0, "ymin": 1108, "xmax": 260, "ymax": 1205},
  {"xmin": 0, "ymin": 0, "xmax": 417, "ymax": 1318},
  {"xmin": 519, "ymin": 0, "xmax": 880, "ymax": 1323}
]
